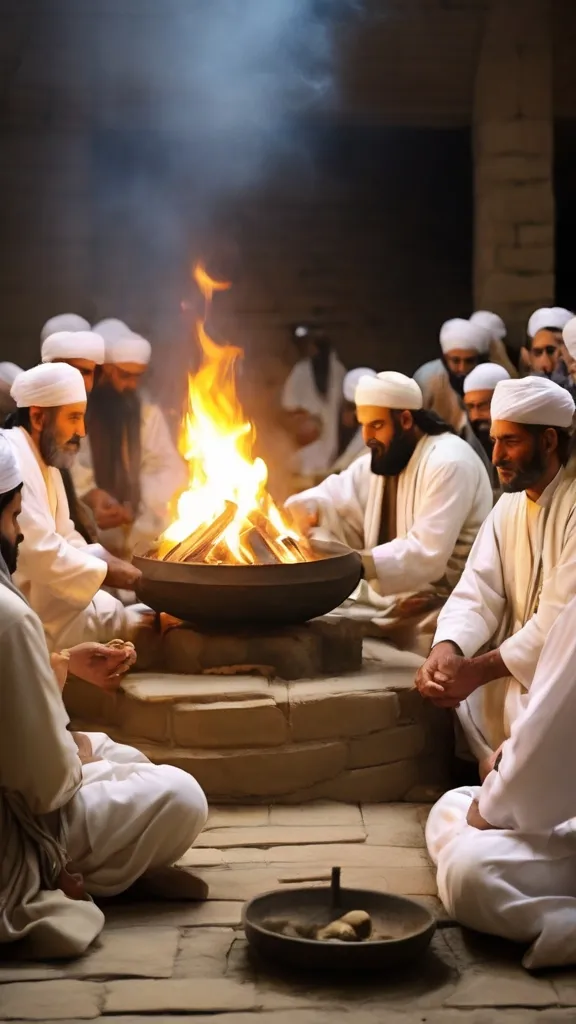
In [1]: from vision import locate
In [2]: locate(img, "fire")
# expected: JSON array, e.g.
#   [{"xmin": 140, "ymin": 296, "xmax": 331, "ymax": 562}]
[{"xmin": 157, "ymin": 264, "xmax": 308, "ymax": 566}]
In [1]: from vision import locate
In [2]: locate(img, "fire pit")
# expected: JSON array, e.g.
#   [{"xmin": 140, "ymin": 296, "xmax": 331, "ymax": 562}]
[{"xmin": 137, "ymin": 265, "xmax": 362, "ymax": 625}]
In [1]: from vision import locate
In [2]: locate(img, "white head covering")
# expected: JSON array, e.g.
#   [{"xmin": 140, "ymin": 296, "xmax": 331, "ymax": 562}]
[
  {"xmin": 41, "ymin": 330, "xmax": 105, "ymax": 365},
  {"xmin": 0, "ymin": 435, "xmax": 22, "ymax": 494},
  {"xmin": 562, "ymin": 317, "xmax": 576, "ymax": 360},
  {"xmin": 527, "ymin": 307, "xmax": 573, "ymax": 339},
  {"xmin": 93, "ymin": 318, "xmax": 135, "ymax": 343},
  {"xmin": 470, "ymin": 310, "xmax": 506, "ymax": 342},
  {"xmin": 0, "ymin": 362, "xmax": 23, "ymax": 394},
  {"xmin": 439, "ymin": 318, "xmax": 490, "ymax": 355},
  {"xmin": 491, "ymin": 376, "xmax": 574, "ymax": 429},
  {"xmin": 40, "ymin": 313, "xmax": 90, "ymax": 343},
  {"xmin": 104, "ymin": 334, "xmax": 151, "ymax": 367},
  {"xmin": 463, "ymin": 363, "xmax": 510, "ymax": 395},
  {"xmin": 355, "ymin": 371, "xmax": 423, "ymax": 411},
  {"xmin": 343, "ymin": 367, "xmax": 376, "ymax": 403},
  {"xmin": 11, "ymin": 363, "xmax": 87, "ymax": 409}
]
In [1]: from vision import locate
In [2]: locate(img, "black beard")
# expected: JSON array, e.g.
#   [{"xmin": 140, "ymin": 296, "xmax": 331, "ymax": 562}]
[
  {"xmin": 470, "ymin": 419, "xmax": 493, "ymax": 458},
  {"xmin": 446, "ymin": 368, "xmax": 466, "ymax": 396},
  {"xmin": 497, "ymin": 447, "xmax": 547, "ymax": 493},
  {"xmin": 369, "ymin": 428, "xmax": 417, "ymax": 477},
  {"xmin": 87, "ymin": 383, "xmax": 142, "ymax": 508},
  {"xmin": 0, "ymin": 533, "xmax": 22, "ymax": 574},
  {"xmin": 39, "ymin": 428, "xmax": 81, "ymax": 470}
]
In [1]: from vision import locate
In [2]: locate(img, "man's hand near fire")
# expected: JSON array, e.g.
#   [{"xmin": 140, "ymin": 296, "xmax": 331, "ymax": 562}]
[
  {"xmin": 286, "ymin": 500, "xmax": 319, "ymax": 538},
  {"xmin": 86, "ymin": 543, "xmax": 142, "ymax": 590},
  {"xmin": 84, "ymin": 488, "xmax": 134, "ymax": 531}
]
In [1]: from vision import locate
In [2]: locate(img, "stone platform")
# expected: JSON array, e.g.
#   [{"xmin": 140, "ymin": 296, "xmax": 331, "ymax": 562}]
[{"xmin": 65, "ymin": 620, "xmax": 451, "ymax": 803}]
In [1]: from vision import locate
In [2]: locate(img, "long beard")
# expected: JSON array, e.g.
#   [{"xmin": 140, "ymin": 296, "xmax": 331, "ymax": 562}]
[
  {"xmin": 39, "ymin": 429, "xmax": 80, "ymax": 470},
  {"xmin": 369, "ymin": 428, "xmax": 417, "ymax": 477},
  {"xmin": 470, "ymin": 419, "xmax": 493, "ymax": 459},
  {"xmin": 0, "ymin": 534, "xmax": 22, "ymax": 574},
  {"xmin": 87, "ymin": 383, "xmax": 142, "ymax": 509}
]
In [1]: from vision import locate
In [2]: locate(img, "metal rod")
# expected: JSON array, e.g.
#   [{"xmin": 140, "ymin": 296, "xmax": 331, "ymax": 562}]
[{"xmin": 331, "ymin": 866, "xmax": 341, "ymax": 908}]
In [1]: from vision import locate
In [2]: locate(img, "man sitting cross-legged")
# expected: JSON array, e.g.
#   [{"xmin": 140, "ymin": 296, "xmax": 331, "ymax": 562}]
[{"xmin": 0, "ymin": 435, "xmax": 207, "ymax": 958}]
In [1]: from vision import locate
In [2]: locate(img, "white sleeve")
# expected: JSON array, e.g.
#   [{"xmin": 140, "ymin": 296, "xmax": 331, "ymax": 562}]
[
  {"xmin": 499, "ymin": 514, "xmax": 576, "ymax": 688},
  {"xmin": 372, "ymin": 457, "xmax": 487, "ymax": 597},
  {"xmin": 432, "ymin": 508, "xmax": 506, "ymax": 657},
  {"xmin": 285, "ymin": 457, "xmax": 369, "ymax": 550},
  {"xmin": 479, "ymin": 596, "xmax": 576, "ymax": 831}
]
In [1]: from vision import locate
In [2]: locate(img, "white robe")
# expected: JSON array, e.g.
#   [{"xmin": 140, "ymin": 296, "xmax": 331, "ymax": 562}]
[
  {"xmin": 281, "ymin": 352, "xmax": 346, "ymax": 475},
  {"xmin": 2, "ymin": 426, "xmax": 129, "ymax": 652},
  {"xmin": 286, "ymin": 433, "xmax": 492, "ymax": 643},
  {"xmin": 426, "ymin": 596, "xmax": 576, "ymax": 970},
  {"xmin": 72, "ymin": 400, "xmax": 187, "ymax": 555},
  {"xmin": 433, "ymin": 467, "xmax": 576, "ymax": 759},
  {"xmin": 0, "ymin": 570, "xmax": 207, "ymax": 959}
]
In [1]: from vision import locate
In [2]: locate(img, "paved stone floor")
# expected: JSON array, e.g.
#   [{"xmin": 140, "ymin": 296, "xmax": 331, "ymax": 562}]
[{"xmin": 2, "ymin": 802, "xmax": 576, "ymax": 1022}]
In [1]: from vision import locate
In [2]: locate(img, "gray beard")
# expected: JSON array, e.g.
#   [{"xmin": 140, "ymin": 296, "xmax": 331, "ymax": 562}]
[{"xmin": 39, "ymin": 430, "xmax": 79, "ymax": 470}]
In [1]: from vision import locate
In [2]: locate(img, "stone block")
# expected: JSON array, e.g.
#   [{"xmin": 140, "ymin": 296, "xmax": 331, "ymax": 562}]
[
  {"xmin": 269, "ymin": 801, "xmax": 362, "ymax": 826},
  {"xmin": 207, "ymin": 805, "xmax": 269, "ymax": 827},
  {"xmin": 195, "ymin": 824, "xmax": 365, "ymax": 848},
  {"xmin": 476, "ymin": 119, "xmax": 552, "ymax": 158},
  {"xmin": 476, "ymin": 183, "xmax": 554, "ymax": 225},
  {"xmin": 347, "ymin": 724, "xmax": 425, "ymax": 769},
  {"xmin": 63, "ymin": 676, "xmax": 118, "ymax": 726},
  {"xmin": 117, "ymin": 694, "xmax": 170, "ymax": 742},
  {"xmin": 66, "ymin": 926, "xmax": 178, "ymax": 978},
  {"xmin": 162, "ymin": 625, "xmax": 204, "ymax": 673},
  {"xmin": 309, "ymin": 615, "xmax": 363, "ymax": 674},
  {"xmin": 517, "ymin": 223, "xmax": 554, "ymax": 247},
  {"xmin": 475, "ymin": 155, "xmax": 550, "ymax": 186},
  {"xmin": 244, "ymin": 628, "xmax": 320, "ymax": 679},
  {"xmin": 268, "ymin": 843, "xmax": 428, "ymax": 868},
  {"xmin": 171, "ymin": 698, "xmax": 289, "ymax": 748},
  {"xmin": 498, "ymin": 245, "xmax": 553, "ymax": 273},
  {"xmin": 483, "ymin": 271, "xmax": 554, "ymax": 305},
  {"xmin": 144, "ymin": 740, "xmax": 348, "ymax": 798},
  {"xmin": 122, "ymin": 673, "xmax": 271, "ymax": 703},
  {"xmin": 0, "ymin": 979, "xmax": 101, "ymax": 1020},
  {"xmin": 282, "ymin": 760, "xmax": 419, "ymax": 803},
  {"xmin": 290, "ymin": 690, "xmax": 400, "ymax": 742},
  {"xmin": 132, "ymin": 616, "xmax": 164, "ymax": 670},
  {"xmin": 363, "ymin": 803, "xmax": 427, "ymax": 847},
  {"xmin": 105, "ymin": 978, "xmax": 263, "ymax": 1015},
  {"xmin": 445, "ymin": 968, "xmax": 556, "ymax": 1007},
  {"xmin": 174, "ymin": 927, "xmax": 235, "ymax": 979}
]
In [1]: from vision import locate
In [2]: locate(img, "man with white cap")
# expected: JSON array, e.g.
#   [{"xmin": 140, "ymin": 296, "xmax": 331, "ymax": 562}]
[
  {"xmin": 521, "ymin": 306, "xmax": 573, "ymax": 378},
  {"xmin": 41, "ymin": 312, "xmax": 91, "ymax": 344},
  {"xmin": 425, "ymin": 594, "xmax": 576, "ymax": 970},
  {"xmin": 286, "ymin": 371, "xmax": 492, "ymax": 653},
  {"xmin": 416, "ymin": 375, "xmax": 576, "ymax": 767},
  {"xmin": 0, "ymin": 361, "xmax": 23, "ymax": 422},
  {"xmin": 3, "ymin": 363, "xmax": 142, "ymax": 651},
  {"xmin": 330, "ymin": 367, "xmax": 375, "ymax": 473},
  {"xmin": 72, "ymin": 327, "xmax": 187, "ymax": 556},
  {"xmin": 0, "ymin": 433, "xmax": 208, "ymax": 958},
  {"xmin": 470, "ymin": 310, "xmax": 517, "ymax": 377},
  {"xmin": 414, "ymin": 318, "xmax": 491, "ymax": 436},
  {"xmin": 463, "ymin": 363, "xmax": 511, "ymax": 494},
  {"xmin": 41, "ymin": 329, "xmax": 131, "ymax": 541}
]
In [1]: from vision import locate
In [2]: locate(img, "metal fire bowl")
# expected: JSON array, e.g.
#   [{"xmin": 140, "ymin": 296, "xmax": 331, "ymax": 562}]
[
  {"xmin": 243, "ymin": 886, "xmax": 436, "ymax": 972},
  {"xmin": 132, "ymin": 549, "xmax": 363, "ymax": 626}
]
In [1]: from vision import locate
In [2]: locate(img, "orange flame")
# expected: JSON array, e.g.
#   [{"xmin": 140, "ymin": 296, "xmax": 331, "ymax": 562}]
[{"xmin": 159, "ymin": 264, "xmax": 301, "ymax": 564}]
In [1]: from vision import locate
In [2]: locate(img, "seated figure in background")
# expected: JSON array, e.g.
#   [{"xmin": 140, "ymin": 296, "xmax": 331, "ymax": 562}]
[
  {"xmin": 286, "ymin": 371, "xmax": 492, "ymax": 654},
  {"xmin": 0, "ymin": 435, "xmax": 207, "ymax": 959},
  {"xmin": 330, "ymin": 367, "xmax": 376, "ymax": 473},
  {"xmin": 462, "ymin": 362, "xmax": 510, "ymax": 497}
]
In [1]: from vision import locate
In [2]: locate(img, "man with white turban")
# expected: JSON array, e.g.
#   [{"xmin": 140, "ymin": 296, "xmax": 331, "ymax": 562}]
[
  {"xmin": 416, "ymin": 375, "xmax": 576, "ymax": 767},
  {"xmin": 330, "ymin": 367, "xmax": 375, "ymax": 473},
  {"xmin": 0, "ymin": 434, "xmax": 208, "ymax": 958},
  {"xmin": 520, "ymin": 306, "xmax": 573, "ymax": 378},
  {"xmin": 425, "ymin": 593, "xmax": 576, "ymax": 970},
  {"xmin": 71, "ymin": 327, "xmax": 187, "ymax": 557},
  {"xmin": 470, "ymin": 310, "xmax": 517, "ymax": 378},
  {"xmin": 463, "ymin": 363, "xmax": 510, "ymax": 494},
  {"xmin": 0, "ymin": 361, "xmax": 23, "ymax": 422},
  {"xmin": 286, "ymin": 371, "xmax": 492, "ymax": 653},
  {"xmin": 41, "ymin": 313, "xmax": 91, "ymax": 344},
  {"xmin": 281, "ymin": 324, "xmax": 347, "ymax": 479},
  {"xmin": 3, "ymin": 363, "xmax": 143, "ymax": 651},
  {"xmin": 414, "ymin": 318, "xmax": 491, "ymax": 441}
]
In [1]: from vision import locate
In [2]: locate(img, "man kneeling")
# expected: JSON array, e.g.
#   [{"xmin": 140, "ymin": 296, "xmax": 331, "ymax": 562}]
[{"xmin": 0, "ymin": 436, "xmax": 207, "ymax": 958}]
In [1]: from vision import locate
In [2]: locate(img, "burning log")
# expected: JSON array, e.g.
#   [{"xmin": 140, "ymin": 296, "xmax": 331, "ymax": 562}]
[
  {"xmin": 247, "ymin": 510, "xmax": 307, "ymax": 564},
  {"xmin": 245, "ymin": 527, "xmax": 282, "ymax": 565},
  {"xmin": 162, "ymin": 501, "xmax": 238, "ymax": 563}
]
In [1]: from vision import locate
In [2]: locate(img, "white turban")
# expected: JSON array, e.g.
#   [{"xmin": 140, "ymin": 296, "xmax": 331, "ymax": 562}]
[
  {"xmin": 104, "ymin": 334, "xmax": 151, "ymax": 367},
  {"xmin": 470, "ymin": 310, "xmax": 506, "ymax": 342},
  {"xmin": 491, "ymin": 376, "xmax": 575, "ymax": 429},
  {"xmin": 0, "ymin": 362, "xmax": 23, "ymax": 394},
  {"xmin": 40, "ymin": 313, "xmax": 90, "ymax": 343},
  {"xmin": 41, "ymin": 331, "xmax": 105, "ymax": 365},
  {"xmin": 439, "ymin": 318, "xmax": 490, "ymax": 355},
  {"xmin": 343, "ymin": 367, "xmax": 376, "ymax": 403},
  {"xmin": 527, "ymin": 307, "xmax": 573, "ymax": 339},
  {"xmin": 0, "ymin": 435, "xmax": 22, "ymax": 495},
  {"xmin": 355, "ymin": 371, "xmax": 423, "ymax": 411},
  {"xmin": 93, "ymin": 318, "xmax": 135, "ymax": 343},
  {"xmin": 11, "ymin": 363, "xmax": 87, "ymax": 409},
  {"xmin": 563, "ymin": 317, "xmax": 576, "ymax": 360},
  {"xmin": 463, "ymin": 364, "xmax": 510, "ymax": 395}
]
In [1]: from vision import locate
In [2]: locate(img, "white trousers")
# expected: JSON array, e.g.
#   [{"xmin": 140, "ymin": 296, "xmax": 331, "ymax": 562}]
[
  {"xmin": 427, "ymin": 786, "xmax": 576, "ymax": 970},
  {"xmin": 66, "ymin": 733, "xmax": 208, "ymax": 897}
]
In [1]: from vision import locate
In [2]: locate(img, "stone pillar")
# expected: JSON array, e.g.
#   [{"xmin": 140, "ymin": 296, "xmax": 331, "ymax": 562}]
[{"xmin": 473, "ymin": 0, "xmax": 554, "ymax": 344}]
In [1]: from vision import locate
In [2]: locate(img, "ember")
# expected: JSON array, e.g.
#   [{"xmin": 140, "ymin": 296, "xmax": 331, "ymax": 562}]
[{"xmin": 155, "ymin": 264, "xmax": 312, "ymax": 566}]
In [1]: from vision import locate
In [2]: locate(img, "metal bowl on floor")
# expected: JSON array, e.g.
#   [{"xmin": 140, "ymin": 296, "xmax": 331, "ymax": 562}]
[
  {"xmin": 242, "ymin": 873, "xmax": 436, "ymax": 972},
  {"xmin": 133, "ymin": 549, "xmax": 363, "ymax": 626}
]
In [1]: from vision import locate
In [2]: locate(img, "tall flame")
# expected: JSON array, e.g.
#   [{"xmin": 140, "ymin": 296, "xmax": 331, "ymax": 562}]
[{"xmin": 159, "ymin": 264, "xmax": 302, "ymax": 565}]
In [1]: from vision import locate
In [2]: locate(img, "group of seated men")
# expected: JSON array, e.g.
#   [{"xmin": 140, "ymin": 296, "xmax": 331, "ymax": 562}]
[{"xmin": 4, "ymin": 303, "xmax": 576, "ymax": 969}]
